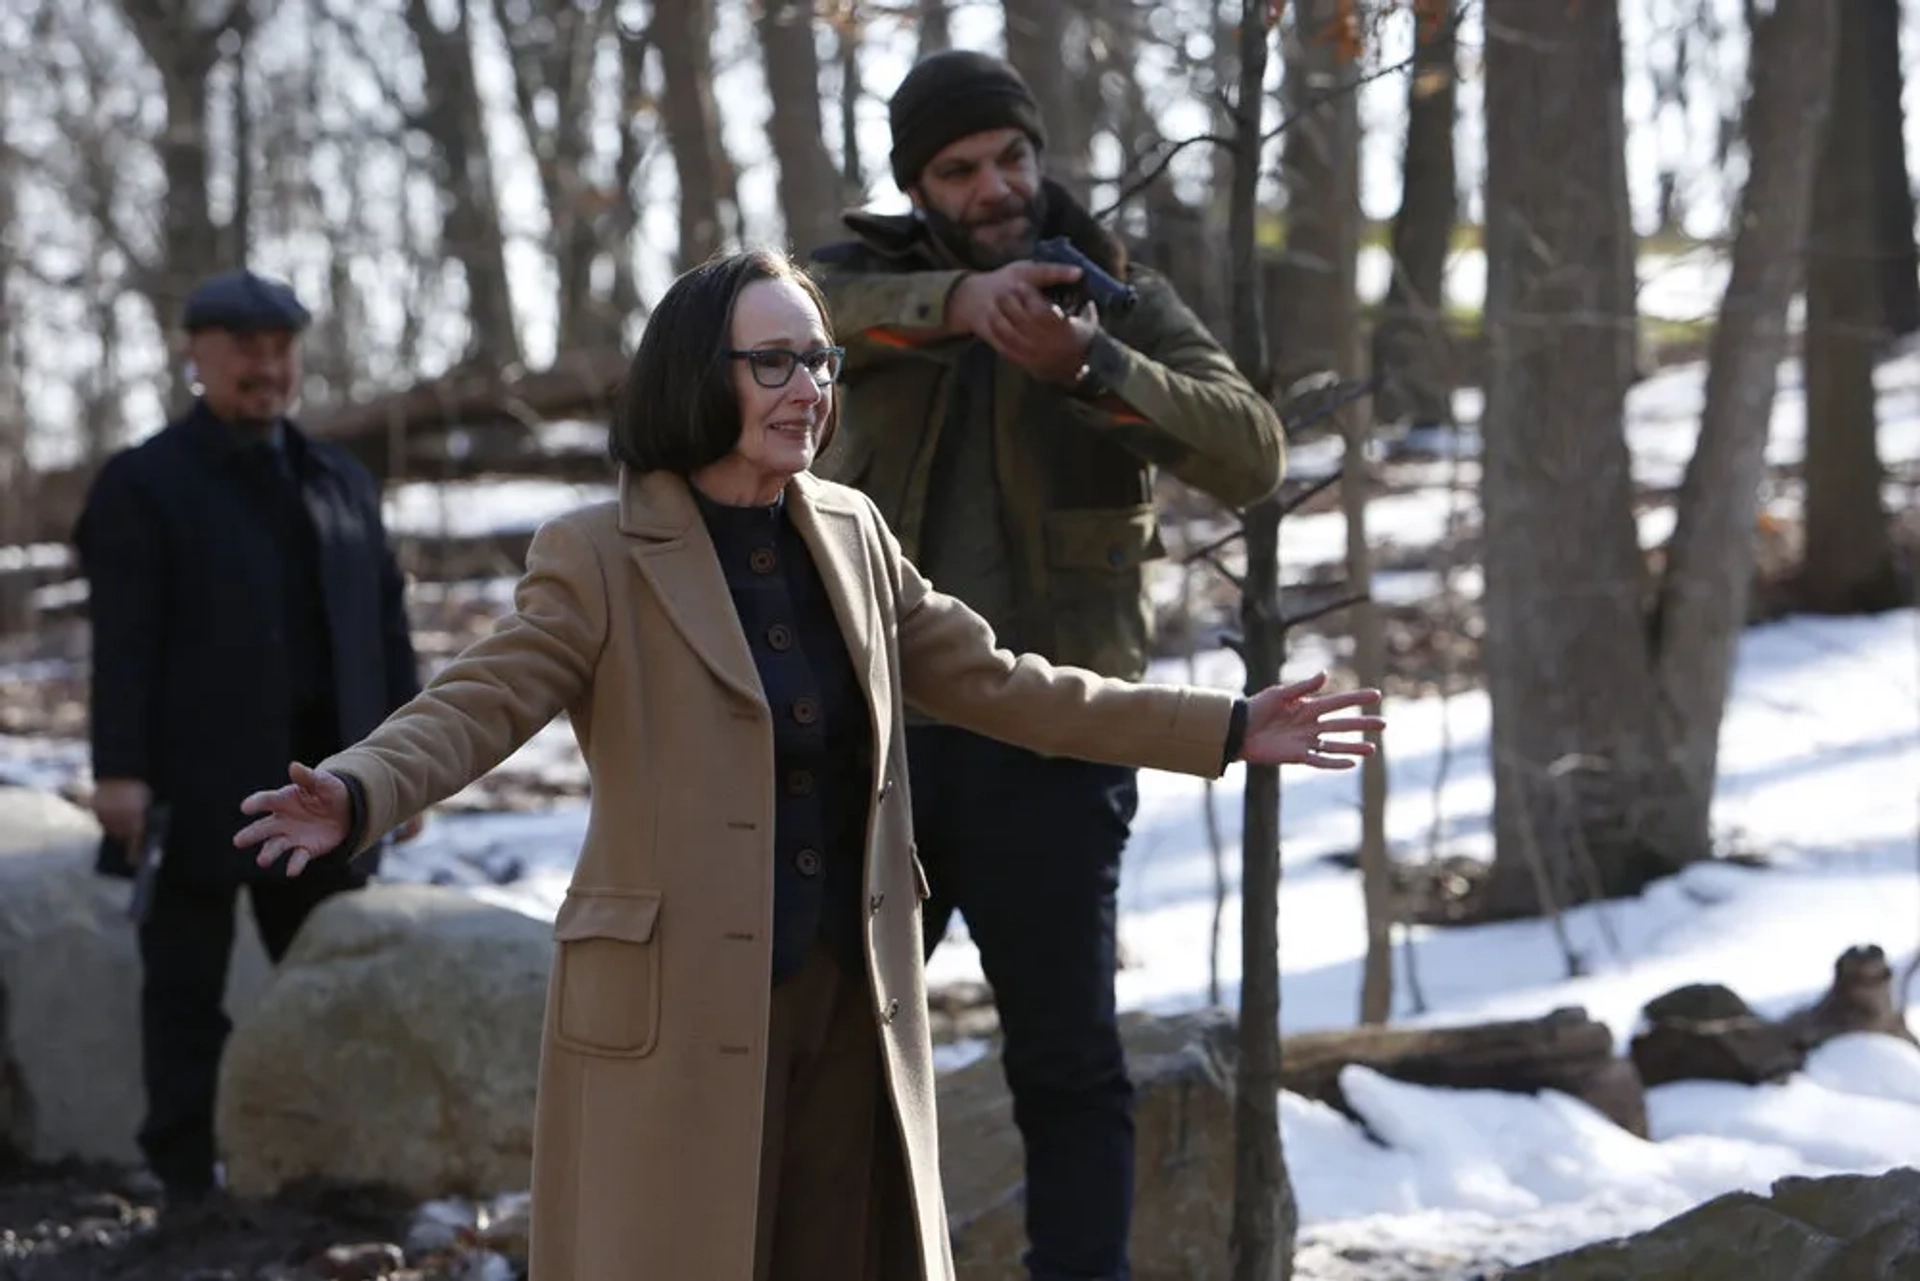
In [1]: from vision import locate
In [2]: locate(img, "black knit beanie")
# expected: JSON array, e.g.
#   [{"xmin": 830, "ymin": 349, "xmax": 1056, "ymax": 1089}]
[{"xmin": 887, "ymin": 50, "xmax": 1047, "ymax": 192}]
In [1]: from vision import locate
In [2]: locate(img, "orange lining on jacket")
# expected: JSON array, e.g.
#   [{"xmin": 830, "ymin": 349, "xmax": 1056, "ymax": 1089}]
[{"xmin": 862, "ymin": 326, "xmax": 943, "ymax": 349}]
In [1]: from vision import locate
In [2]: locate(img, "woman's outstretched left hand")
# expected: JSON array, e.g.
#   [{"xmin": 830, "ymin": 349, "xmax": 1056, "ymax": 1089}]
[{"xmin": 1240, "ymin": 671, "xmax": 1385, "ymax": 769}]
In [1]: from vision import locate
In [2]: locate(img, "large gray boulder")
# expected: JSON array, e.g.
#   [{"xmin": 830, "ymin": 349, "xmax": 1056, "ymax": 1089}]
[
  {"xmin": 0, "ymin": 786, "xmax": 269, "ymax": 1165},
  {"xmin": 941, "ymin": 1010, "xmax": 1239, "ymax": 1281},
  {"xmin": 215, "ymin": 882, "xmax": 552, "ymax": 1201},
  {"xmin": 1501, "ymin": 1167, "xmax": 1920, "ymax": 1279}
]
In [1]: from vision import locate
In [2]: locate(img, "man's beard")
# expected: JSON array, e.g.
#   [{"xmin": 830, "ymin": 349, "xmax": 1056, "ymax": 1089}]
[{"xmin": 921, "ymin": 187, "xmax": 1049, "ymax": 270}]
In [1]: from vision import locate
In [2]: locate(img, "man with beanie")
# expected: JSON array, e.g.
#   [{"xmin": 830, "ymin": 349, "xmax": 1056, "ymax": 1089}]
[
  {"xmin": 75, "ymin": 268, "xmax": 424, "ymax": 1210},
  {"xmin": 808, "ymin": 49, "xmax": 1285, "ymax": 1281}
]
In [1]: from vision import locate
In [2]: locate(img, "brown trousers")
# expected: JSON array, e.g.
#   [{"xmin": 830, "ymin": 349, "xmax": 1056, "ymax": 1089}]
[{"xmin": 755, "ymin": 944, "xmax": 909, "ymax": 1281}]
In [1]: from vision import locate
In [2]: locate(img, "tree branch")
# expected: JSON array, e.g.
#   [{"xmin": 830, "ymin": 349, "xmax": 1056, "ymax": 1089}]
[{"xmin": 1280, "ymin": 587, "xmax": 1369, "ymax": 630}]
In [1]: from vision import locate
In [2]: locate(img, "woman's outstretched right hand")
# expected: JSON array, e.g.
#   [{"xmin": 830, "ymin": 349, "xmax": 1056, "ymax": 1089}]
[{"xmin": 235, "ymin": 761, "xmax": 351, "ymax": 876}]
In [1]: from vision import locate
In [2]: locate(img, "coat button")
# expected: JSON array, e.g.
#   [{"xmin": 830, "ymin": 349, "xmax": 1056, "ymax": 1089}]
[
  {"xmin": 749, "ymin": 547, "xmax": 777, "ymax": 574},
  {"xmin": 881, "ymin": 998, "xmax": 900, "ymax": 1025},
  {"xmin": 792, "ymin": 696, "xmax": 819, "ymax": 725},
  {"xmin": 767, "ymin": 623, "xmax": 794, "ymax": 651},
  {"xmin": 878, "ymin": 777, "xmax": 893, "ymax": 799},
  {"xmin": 869, "ymin": 892, "xmax": 885, "ymax": 914},
  {"xmin": 789, "ymin": 769, "xmax": 815, "ymax": 796},
  {"xmin": 795, "ymin": 848, "xmax": 823, "ymax": 877}
]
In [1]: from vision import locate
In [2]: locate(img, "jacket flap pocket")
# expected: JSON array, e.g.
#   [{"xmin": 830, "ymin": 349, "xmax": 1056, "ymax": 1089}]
[
  {"xmin": 1043, "ymin": 505, "xmax": 1166, "ymax": 572},
  {"xmin": 553, "ymin": 890, "xmax": 661, "ymax": 944}
]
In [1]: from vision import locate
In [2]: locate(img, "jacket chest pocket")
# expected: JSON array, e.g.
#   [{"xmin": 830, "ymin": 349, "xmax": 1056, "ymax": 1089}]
[{"xmin": 551, "ymin": 889, "xmax": 663, "ymax": 1058}]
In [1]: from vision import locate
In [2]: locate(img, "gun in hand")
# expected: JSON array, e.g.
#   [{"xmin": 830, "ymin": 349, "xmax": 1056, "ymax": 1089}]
[
  {"xmin": 1031, "ymin": 237, "xmax": 1139, "ymax": 318},
  {"xmin": 127, "ymin": 802, "xmax": 172, "ymax": 926}
]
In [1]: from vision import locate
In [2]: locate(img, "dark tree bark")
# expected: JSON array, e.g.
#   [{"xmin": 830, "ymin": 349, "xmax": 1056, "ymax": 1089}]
[
  {"xmin": 838, "ymin": 11, "xmax": 867, "ymax": 206},
  {"xmin": 654, "ymin": 0, "xmax": 736, "ymax": 269},
  {"xmin": 1267, "ymin": 0, "xmax": 1360, "ymax": 393},
  {"xmin": 917, "ymin": 0, "xmax": 952, "ymax": 58},
  {"xmin": 1862, "ymin": 0, "xmax": 1919, "ymax": 338},
  {"xmin": 757, "ymin": 0, "xmax": 843, "ymax": 257},
  {"xmin": 115, "ymin": 0, "xmax": 247, "ymax": 412},
  {"xmin": 403, "ymin": 0, "xmax": 525, "ymax": 370},
  {"xmin": 1370, "ymin": 0, "xmax": 1457, "ymax": 428},
  {"xmin": 1654, "ymin": 0, "xmax": 1838, "ymax": 829},
  {"xmin": 1479, "ymin": 0, "xmax": 1837, "ymax": 918},
  {"xmin": 1003, "ymin": 0, "xmax": 1096, "ymax": 204},
  {"xmin": 1800, "ymin": 0, "xmax": 1903, "ymax": 613},
  {"xmin": 0, "ymin": 136, "xmax": 28, "ymax": 633},
  {"xmin": 491, "ymin": 0, "xmax": 618, "ymax": 354},
  {"xmin": 1226, "ymin": 9, "xmax": 1296, "ymax": 1276}
]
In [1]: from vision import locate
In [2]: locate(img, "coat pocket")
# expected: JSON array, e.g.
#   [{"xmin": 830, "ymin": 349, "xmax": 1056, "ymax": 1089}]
[{"xmin": 551, "ymin": 888, "xmax": 663, "ymax": 1058}]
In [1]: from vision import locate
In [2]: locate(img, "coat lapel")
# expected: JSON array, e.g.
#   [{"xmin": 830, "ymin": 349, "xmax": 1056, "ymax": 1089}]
[
  {"xmin": 617, "ymin": 468, "xmax": 767, "ymax": 711},
  {"xmin": 787, "ymin": 474, "xmax": 882, "ymax": 698}
]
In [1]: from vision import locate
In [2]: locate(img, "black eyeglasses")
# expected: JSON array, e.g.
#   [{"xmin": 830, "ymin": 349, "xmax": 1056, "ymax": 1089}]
[{"xmin": 728, "ymin": 346, "xmax": 845, "ymax": 390}]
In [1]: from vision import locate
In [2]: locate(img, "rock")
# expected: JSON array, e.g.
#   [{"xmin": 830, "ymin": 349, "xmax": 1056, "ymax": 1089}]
[
  {"xmin": 477, "ymin": 1194, "xmax": 529, "ymax": 1264},
  {"xmin": 1498, "ymin": 1167, "xmax": 1920, "ymax": 1279},
  {"xmin": 216, "ymin": 884, "xmax": 551, "ymax": 1202},
  {"xmin": 0, "ymin": 786, "xmax": 270, "ymax": 1164},
  {"xmin": 1629, "ymin": 945, "xmax": 1917, "ymax": 1091},
  {"xmin": 1779, "ymin": 944, "xmax": 1918, "ymax": 1049},
  {"xmin": 403, "ymin": 1198, "xmax": 478, "ymax": 1256},
  {"xmin": 1641, "ymin": 982, "xmax": 1754, "ymax": 1024},
  {"xmin": 307, "ymin": 1242, "xmax": 406, "ymax": 1281},
  {"xmin": 941, "ymin": 1010, "xmax": 1238, "ymax": 1281}
]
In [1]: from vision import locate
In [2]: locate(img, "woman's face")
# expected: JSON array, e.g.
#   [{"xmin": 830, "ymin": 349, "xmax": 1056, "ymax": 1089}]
[{"xmin": 725, "ymin": 277, "xmax": 835, "ymax": 489}]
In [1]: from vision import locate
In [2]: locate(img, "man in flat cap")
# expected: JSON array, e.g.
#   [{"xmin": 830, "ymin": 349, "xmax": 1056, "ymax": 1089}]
[
  {"xmin": 74, "ymin": 268, "xmax": 423, "ymax": 1208},
  {"xmin": 807, "ymin": 49, "xmax": 1285, "ymax": 1281}
]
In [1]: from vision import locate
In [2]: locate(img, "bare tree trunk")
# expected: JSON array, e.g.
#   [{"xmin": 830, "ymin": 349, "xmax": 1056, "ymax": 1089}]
[
  {"xmin": 758, "ymin": 0, "xmax": 844, "ymax": 256},
  {"xmin": 654, "ymin": 0, "xmax": 734, "ymax": 268},
  {"xmin": 917, "ymin": 0, "xmax": 952, "ymax": 57},
  {"xmin": 1268, "ymin": 0, "xmax": 1361, "ymax": 392},
  {"xmin": 1653, "ymin": 0, "xmax": 1838, "ymax": 839},
  {"xmin": 228, "ymin": 9, "xmax": 254, "ymax": 269},
  {"xmin": 606, "ymin": 24, "xmax": 654, "ymax": 335},
  {"xmin": 116, "ymin": 0, "xmax": 240, "ymax": 413},
  {"xmin": 0, "ymin": 133, "xmax": 28, "ymax": 634},
  {"xmin": 1003, "ymin": 0, "xmax": 1095, "ymax": 204},
  {"xmin": 404, "ymin": 0, "xmax": 524, "ymax": 370},
  {"xmin": 1801, "ymin": 0, "xmax": 1903, "ymax": 614},
  {"xmin": 1862, "ymin": 0, "xmax": 1919, "ymax": 339},
  {"xmin": 1343, "ymin": 393, "xmax": 1391, "ymax": 1023},
  {"xmin": 492, "ymin": 0, "xmax": 615, "ymax": 355},
  {"xmin": 1479, "ymin": 0, "xmax": 1705, "ymax": 918},
  {"xmin": 839, "ymin": 9, "xmax": 867, "ymax": 207},
  {"xmin": 1227, "ymin": 8, "xmax": 1295, "ymax": 1276},
  {"xmin": 1371, "ymin": 0, "xmax": 1457, "ymax": 429}
]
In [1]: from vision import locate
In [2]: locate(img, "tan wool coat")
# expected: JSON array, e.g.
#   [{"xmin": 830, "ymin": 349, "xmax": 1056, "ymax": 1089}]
[{"xmin": 321, "ymin": 467, "xmax": 1238, "ymax": 1280}]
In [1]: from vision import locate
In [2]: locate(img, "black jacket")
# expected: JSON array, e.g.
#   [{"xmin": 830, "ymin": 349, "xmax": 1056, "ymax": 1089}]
[{"xmin": 74, "ymin": 403, "xmax": 421, "ymax": 885}]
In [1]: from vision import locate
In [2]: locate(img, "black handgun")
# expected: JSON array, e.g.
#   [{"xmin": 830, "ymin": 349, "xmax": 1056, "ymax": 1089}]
[
  {"xmin": 127, "ymin": 802, "xmax": 172, "ymax": 926},
  {"xmin": 1031, "ymin": 237, "xmax": 1139, "ymax": 317}
]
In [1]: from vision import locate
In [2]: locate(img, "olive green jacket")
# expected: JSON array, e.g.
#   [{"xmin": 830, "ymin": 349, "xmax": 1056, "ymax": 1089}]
[{"xmin": 809, "ymin": 198, "xmax": 1284, "ymax": 681}]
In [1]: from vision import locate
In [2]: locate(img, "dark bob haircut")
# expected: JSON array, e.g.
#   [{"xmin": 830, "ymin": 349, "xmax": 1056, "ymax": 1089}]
[{"xmin": 608, "ymin": 249, "xmax": 841, "ymax": 475}]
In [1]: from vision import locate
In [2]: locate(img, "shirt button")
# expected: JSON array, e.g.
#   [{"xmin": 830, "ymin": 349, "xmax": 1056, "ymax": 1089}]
[
  {"xmin": 767, "ymin": 623, "xmax": 794, "ymax": 652},
  {"xmin": 789, "ymin": 769, "xmax": 815, "ymax": 796},
  {"xmin": 869, "ymin": 892, "xmax": 885, "ymax": 914},
  {"xmin": 749, "ymin": 547, "xmax": 777, "ymax": 575},
  {"xmin": 795, "ymin": 848, "xmax": 823, "ymax": 877},
  {"xmin": 792, "ymin": 697, "xmax": 819, "ymax": 725},
  {"xmin": 881, "ymin": 998, "xmax": 900, "ymax": 1025}
]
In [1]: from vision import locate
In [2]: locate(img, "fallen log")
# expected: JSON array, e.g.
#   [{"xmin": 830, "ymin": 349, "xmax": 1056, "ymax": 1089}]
[{"xmin": 1279, "ymin": 1005, "xmax": 1648, "ymax": 1136}]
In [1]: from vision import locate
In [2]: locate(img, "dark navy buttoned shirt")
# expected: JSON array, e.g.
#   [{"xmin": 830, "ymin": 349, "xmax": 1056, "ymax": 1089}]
[{"xmin": 695, "ymin": 490, "xmax": 875, "ymax": 986}]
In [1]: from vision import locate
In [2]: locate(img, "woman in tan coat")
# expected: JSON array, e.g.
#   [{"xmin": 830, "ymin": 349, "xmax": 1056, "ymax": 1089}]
[{"xmin": 236, "ymin": 250, "xmax": 1383, "ymax": 1281}]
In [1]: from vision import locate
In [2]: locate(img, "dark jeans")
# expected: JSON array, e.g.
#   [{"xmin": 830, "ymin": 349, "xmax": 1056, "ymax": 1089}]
[
  {"xmin": 908, "ymin": 725, "xmax": 1139, "ymax": 1281},
  {"xmin": 136, "ymin": 861, "xmax": 358, "ymax": 1196}
]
